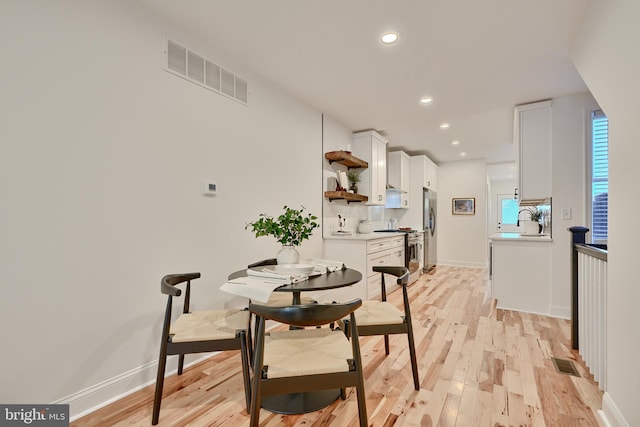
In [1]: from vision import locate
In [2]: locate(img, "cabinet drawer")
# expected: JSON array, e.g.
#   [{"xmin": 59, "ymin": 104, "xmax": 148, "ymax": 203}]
[
  {"xmin": 390, "ymin": 248, "xmax": 404, "ymax": 266},
  {"xmin": 367, "ymin": 251, "xmax": 390, "ymax": 276},
  {"xmin": 390, "ymin": 236, "xmax": 405, "ymax": 248},
  {"xmin": 366, "ymin": 248, "xmax": 404, "ymax": 278},
  {"xmin": 367, "ymin": 239, "xmax": 392, "ymax": 253},
  {"xmin": 366, "ymin": 236, "xmax": 405, "ymax": 253}
]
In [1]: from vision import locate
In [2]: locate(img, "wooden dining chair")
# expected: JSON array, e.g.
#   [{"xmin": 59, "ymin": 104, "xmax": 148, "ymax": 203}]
[
  {"xmin": 152, "ymin": 273, "xmax": 251, "ymax": 425},
  {"xmin": 341, "ymin": 266, "xmax": 420, "ymax": 390},
  {"xmin": 245, "ymin": 259, "xmax": 316, "ymax": 363},
  {"xmin": 249, "ymin": 299, "xmax": 368, "ymax": 427},
  {"xmin": 246, "ymin": 258, "xmax": 317, "ymax": 307}
]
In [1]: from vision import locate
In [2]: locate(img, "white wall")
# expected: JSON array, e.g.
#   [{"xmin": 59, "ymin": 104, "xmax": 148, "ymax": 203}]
[
  {"xmin": 320, "ymin": 116, "xmax": 372, "ymax": 237},
  {"xmin": 437, "ymin": 160, "xmax": 487, "ymax": 267},
  {"xmin": 485, "ymin": 93, "xmax": 597, "ymax": 319},
  {"xmin": 572, "ymin": 1, "xmax": 640, "ymax": 425},
  {"xmin": 0, "ymin": 0, "xmax": 324, "ymax": 417},
  {"xmin": 320, "ymin": 125, "xmax": 408, "ymax": 237},
  {"xmin": 549, "ymin": 92, "xmax": 599, "ymax": 317}
]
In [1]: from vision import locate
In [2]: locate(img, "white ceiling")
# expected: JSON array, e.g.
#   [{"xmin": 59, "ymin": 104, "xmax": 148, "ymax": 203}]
[{"xmin": 137, "ymin": 0, "xmax": 591, "ymax": 167}]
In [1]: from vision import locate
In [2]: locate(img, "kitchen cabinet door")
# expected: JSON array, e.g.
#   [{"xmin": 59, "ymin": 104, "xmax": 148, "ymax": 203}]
[
  {"xmin": 387, "ymin": 151, "xmax": 411, "ymax": 208},
  {"xmin": 324, "ymin": 235, "xmax": 404, "ymax": 301},
  {"xmin": 424, "ymin": 157, "xmax": 438, "ymax": 191},
  {"xmin": 491, "ymin": 238, "xmax": 552, "ymax": 314},
  {"xmin": 410, "ymin": 154, "xmax": 437, "ymax": 191},
  {"xmin": 366, "ymin": 248, "xmax": 405, "ymax": 299},
  {"xmin": 353, "ymin": 130, "xmax": 387, "ymax": 205},
  {"xmin": 515, "ymin": 100, "xmax": 552, "ymax": 200},
  {"xmin": 401, "ymin": 153, "xmax": 411, "ymax": 207}
]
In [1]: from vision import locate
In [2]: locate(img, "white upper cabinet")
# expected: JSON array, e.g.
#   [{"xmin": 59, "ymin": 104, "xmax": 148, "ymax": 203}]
[
  {"xmin": 411, "ymin": 154, "xmax": 438, "ymax": 191},
  {"xmin": 515, "ymin": 100, "xmax": 552, "ymax": 200},
  {"xmin": 386, "ymin": 151, "xmax": 411, "ymax": 208},
  {"xmin": 352, "ymin": 130, "xmax": 387, "ymax": 205},
  {"xmin": 424, "ymin": 156, "xmax": 438, "ymax": 192}
]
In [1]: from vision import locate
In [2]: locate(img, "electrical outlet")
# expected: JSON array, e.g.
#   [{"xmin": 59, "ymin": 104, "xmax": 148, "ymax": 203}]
[{"xmin": 562, "ymin": 208, "xmax": 572, "ymax": 220}]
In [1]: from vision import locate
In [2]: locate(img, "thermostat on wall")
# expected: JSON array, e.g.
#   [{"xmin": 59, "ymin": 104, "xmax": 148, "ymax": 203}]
[{"xmin": 202, "ymin": 181, "xmax": 217, "ymax": 196}]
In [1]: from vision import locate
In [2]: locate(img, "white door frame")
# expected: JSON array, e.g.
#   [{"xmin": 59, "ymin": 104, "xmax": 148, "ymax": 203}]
[{"xmin": 497, "ymin": 194, "xmax": 519, "ymax": 232}]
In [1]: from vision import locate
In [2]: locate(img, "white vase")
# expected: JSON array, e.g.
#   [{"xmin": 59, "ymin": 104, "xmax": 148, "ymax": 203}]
[
  {"xmin": 523, "ymin": 221, "xmax": 540, "ymax": 235},
  {"xmin": 277, "ymin": 245, "xmax": 300, "ymax": 264}
]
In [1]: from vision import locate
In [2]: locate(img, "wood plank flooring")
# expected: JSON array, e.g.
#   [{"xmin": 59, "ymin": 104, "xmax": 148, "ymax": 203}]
[{"xmin": 72, "ymin": 265, "xmax": 603, "ymax": 426}]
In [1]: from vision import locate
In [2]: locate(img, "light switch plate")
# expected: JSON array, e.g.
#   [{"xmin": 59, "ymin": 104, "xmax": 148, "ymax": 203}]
[
  {"xmin": 202, "ymin": 181, "xmax": 217, "ymax": 196},
  {"xmin": 562, "ymin": 208, "xmax": 572, "ymax": 220}
]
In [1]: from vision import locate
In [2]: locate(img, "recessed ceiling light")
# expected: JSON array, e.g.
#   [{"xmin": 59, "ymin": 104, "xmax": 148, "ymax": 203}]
[
  {"xmin": 440, "ymin": 122, "xmax": 450, "ymax": 129},
  {"xmin": 420, "ymin": 96, "xmax": 433, "ymax": 105},
  {"xmin": 380, "ymin": 32, "xmax": 399, "ymax": 44},
  {"xmin": 460, "ymin": 152, "xmax": 467, "ymax": 157},
  {"xmin": 451, "ymin": 140, "xmax": 460, "ymax": 146}
]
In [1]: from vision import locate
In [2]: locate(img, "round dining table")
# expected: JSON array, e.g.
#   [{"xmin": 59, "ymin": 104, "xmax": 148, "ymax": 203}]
[
  {"xmin": 227, "ymin": 266, "xmax": 363, "ymax": 415},
  {"xmin": 227, "ymin": 266, "xmax": 362, "ymax": 305}
]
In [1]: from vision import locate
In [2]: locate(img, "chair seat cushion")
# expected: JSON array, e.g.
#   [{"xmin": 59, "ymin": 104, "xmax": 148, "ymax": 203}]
[
  {"xmin": 170, "ymin": 309, "xmax": 249, "ymax": 343},
  {"xmin": 264, "ymin": 328, "xmax": 352, "ymax": 378},
  {"xmin": 353, "ymin": 301, "xmax": 404, "ymax": 326}
]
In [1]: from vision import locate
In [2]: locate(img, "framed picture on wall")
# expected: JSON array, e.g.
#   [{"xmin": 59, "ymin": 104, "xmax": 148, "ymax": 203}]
[{"xmin": 452, "ymin": 197, "xmax": 475, "ymax": 215}]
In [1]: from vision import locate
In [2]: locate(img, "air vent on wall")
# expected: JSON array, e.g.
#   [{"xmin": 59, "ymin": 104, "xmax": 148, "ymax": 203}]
[{"xmin": 164, "ymin": 38, "xmax": 248, "ymax": 105}]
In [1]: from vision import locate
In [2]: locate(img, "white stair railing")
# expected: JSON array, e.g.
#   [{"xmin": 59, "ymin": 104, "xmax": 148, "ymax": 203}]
[{"xmin": 576, "ymin": 244, "xmax": 607, "ymax": 389}]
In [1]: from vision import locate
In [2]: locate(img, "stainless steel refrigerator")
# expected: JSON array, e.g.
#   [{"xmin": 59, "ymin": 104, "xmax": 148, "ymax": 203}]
[{"xmin": 423, "ymin": 188, "xmax": 437, "ymax": 271}]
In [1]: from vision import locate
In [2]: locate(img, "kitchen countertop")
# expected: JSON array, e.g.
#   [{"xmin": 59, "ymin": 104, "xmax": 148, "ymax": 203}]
[
  {"xmin": 324, "ymin": 232, "xmax": 404, "ymax": 241},
  {"xmin": 489, "ymin": 232, "xmax": 552, "ymax": 242}
]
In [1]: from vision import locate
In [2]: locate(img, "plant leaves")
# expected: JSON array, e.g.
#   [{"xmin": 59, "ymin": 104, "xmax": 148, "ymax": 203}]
[{"xmin": 246, "ymin": 205, "xmax": 319, "ymax": 246}]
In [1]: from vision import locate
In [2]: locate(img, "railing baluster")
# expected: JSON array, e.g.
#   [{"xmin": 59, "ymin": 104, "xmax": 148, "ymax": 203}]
[{"xmin": 569, "ymin": 226, "xmax": 607, "ymax": 390}]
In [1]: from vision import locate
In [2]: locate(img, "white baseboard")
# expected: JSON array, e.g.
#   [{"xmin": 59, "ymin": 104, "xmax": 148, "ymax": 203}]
[
  {"xmin": 56, "ymin": 353, "xmax": 215, "ymax": 421},
  {"xmin": 599, "ymin": 392, "xmax": 630, "ymax": 427},
  {"xmin": 495, "ymin": 302, "xmax": 552, "ymax": 317},
  {"xmin": 59, "ymin": 319, "xmax": 283, "ymax": 421},
  {"xmin": 436, "ymin": 260, "xmax": 486, "ymax": 269},
  {"xmin": 549, "ymin": 304, "xmax": 571, "ymax": 319}
]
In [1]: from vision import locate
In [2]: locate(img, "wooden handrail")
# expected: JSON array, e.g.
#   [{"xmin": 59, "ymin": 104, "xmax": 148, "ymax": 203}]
[{"xmin": 575, "ymin": 243, "xmax": 607, "ymax": 261}]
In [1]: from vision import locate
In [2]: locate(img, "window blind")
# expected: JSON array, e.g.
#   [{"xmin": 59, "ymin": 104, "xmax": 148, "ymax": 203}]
[{"xmin": 591, "ymin": 111, "xmax": 608, "ymax": 241}]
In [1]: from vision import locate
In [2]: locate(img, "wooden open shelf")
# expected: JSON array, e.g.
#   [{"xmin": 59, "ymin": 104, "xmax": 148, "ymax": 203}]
[
  {"xmin": 324, "ymin": 191, "xmax": 368, "ymax": 203},
  {"xmin": 324, "ymin": 151, "xmax": 368, "ymax": 169}
]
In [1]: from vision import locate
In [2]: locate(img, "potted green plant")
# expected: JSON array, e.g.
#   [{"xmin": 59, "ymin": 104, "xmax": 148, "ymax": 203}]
[
  {"xmin": 347, "ymin": 170, "xmax": 360, "ymax": 193},
  {"xmin": 528, "ymin": 207, "xmax": 544, "ymax": 222},
  {"xmin": 245, "ymin": 205, "xmax": 319, "ymax": 264}
]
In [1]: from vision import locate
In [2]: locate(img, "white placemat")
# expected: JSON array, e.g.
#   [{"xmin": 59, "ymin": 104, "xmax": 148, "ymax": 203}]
[
  {"xmin": 303, "ymin": 258, "xmax": 345, "ymax": 273},
  {"xmin": 220, "ymin": 277, "xmax": 286, "ymax": 303},
  {"xmin": 220, "ymin": 269, "xmax": 308, "ymax": 303},
  {"xmin": 247, "ymin": 267, "xmax": 308, "ymax": 283}
]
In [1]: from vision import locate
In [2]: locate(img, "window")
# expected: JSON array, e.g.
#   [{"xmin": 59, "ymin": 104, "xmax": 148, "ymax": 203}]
[{"xmin": 591, "ymin": 110, "xmax": 608, "ymax": 242}]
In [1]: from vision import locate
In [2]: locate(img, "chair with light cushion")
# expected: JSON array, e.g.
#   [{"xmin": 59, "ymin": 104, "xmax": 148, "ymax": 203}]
[
  {"xmin": 152, "ymin": 272, "xmax": 251, "ymax": 425},
  {"xmin": 245, "ymin": 259, "xmax": 316, "ymax": 363},
  {"xmin": 249, "ymin": 299, "xmax": 367, "ymax": 427},
  {"xmin": 247, "ymin": 259, "xmax": 317, "ymax": 308},
  {"xmin": 341, "ymin": 266, "xmax": 420, "ymax": 390}
]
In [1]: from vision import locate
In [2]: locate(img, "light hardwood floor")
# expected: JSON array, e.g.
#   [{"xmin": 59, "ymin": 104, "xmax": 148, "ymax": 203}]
[{"xmin": 73, "ymin": 265, "xmax": 603, "ymax": 426}]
